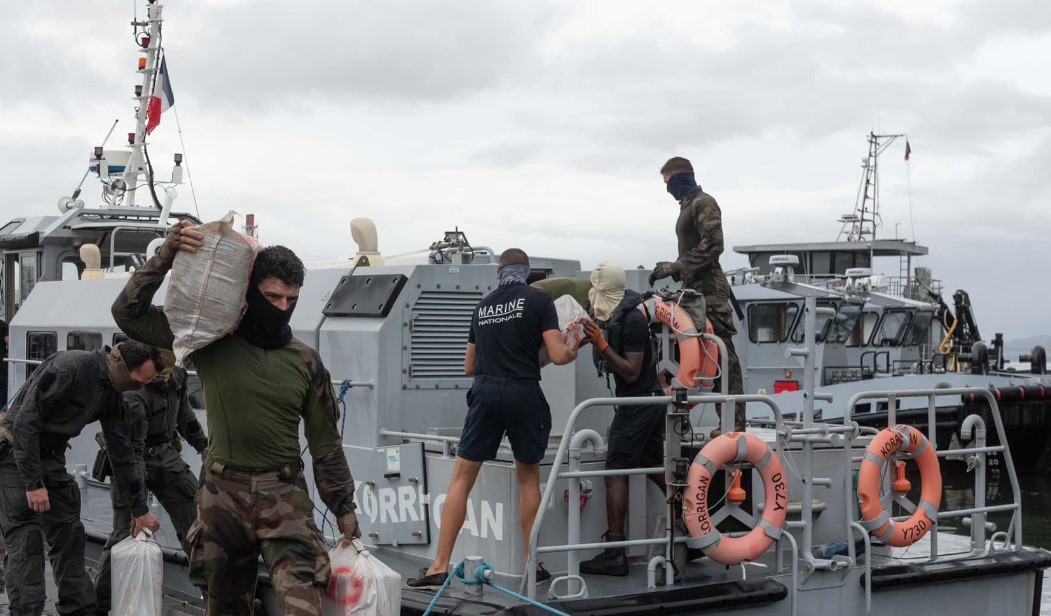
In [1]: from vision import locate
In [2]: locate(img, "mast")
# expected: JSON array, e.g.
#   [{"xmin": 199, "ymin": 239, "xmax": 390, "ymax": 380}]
[
  {"xmin": 122, "ymin": 1, "xmax": 165, "ymax": 208},
  {"xmin": 837, "ymin": 131, "xmax": 905, "ymax": 242}
]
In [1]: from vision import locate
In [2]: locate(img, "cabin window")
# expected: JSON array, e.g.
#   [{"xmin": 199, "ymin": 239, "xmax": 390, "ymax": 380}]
[
  {"xmin": 903, "ymin": 312, "xmax": 934, "ymax": 347},
  {"xmin": 113, "ymin": 333, "xmax": 129, "ymax": 346},
  {"xmin": 26, "ymin": 331, "xmax": 57, "ymax": 378},
  {"xmin": 872, "ymin": 310, "xmax": 913, "ymax": 347},
  {"xmin": 19, "ymin": 252, "xmax": 38, "ymax": 304},
  {"xmin": 61, "ymin": 259, "xmax": 82, "ymax": 281},
  {"xmin": 849, "ymin": 311, "xmax": 880, "ymax": 347},
  {"xmin": 810, "ymin": 252, "xmax": 832, "ymax": 275},
  {"xmin": 827, "ymin": 302, "xmax": 864, "ymax": 344},
  {"xmin": 67, "ymin": 331, "xmax": 103, "ymax": 352},
  {"xmin": 790, "ymin": 300, "xmax": 836, "ymax": 344},
  {"xmin": 747, "ymin": 302, "xmax": 800, "ymax": 343}
]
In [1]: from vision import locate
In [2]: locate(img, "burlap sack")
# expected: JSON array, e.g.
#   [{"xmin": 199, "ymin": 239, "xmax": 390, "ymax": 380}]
[{"xmin": 164, "ymin": 212, "xmax": 259, "ymax": 365}]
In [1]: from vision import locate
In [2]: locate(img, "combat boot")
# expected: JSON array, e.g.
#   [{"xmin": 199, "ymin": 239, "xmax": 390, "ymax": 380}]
[{"xmin": 580, "ymin": 531, "xmax": 628, "ymax": 576}]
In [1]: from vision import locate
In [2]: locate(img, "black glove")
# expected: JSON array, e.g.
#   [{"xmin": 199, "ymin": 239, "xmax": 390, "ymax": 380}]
[{"xmin": 648, "ymin": 261, "xmax": 681, "ymax": 287}]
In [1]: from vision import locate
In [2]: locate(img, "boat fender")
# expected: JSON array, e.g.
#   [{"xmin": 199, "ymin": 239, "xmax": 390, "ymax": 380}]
[
  {"xmin": 638, "ymin": 296, "xmax": 719, "ymax": 392},
  {"xmin": 682, "ymin": 432, "xmax": 788, "ymax": 565},
  {"xmin": 857, "ymin": 425, "xmax": 941, "ymax": 547}
]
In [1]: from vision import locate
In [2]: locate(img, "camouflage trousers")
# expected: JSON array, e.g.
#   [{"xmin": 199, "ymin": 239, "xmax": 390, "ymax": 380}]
[
  {"xmin": 708, "ymin": 309, "xmax": 746, "ymax": 431},
  {"xmin": 188, "ymin": 459, "xmax": 331, "ymax": 616},
  {"xmin": 0, "ymin": 450, "xmax": 95, "ymax": 616},
  {"xmin": 94, "ymin": 448, "xmax": 200, "ymax": 612}
]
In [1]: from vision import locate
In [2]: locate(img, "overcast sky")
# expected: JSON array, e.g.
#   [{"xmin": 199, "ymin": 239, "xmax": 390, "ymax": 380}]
[{"xmin": 2, "ymin": 0, "xmax": 1049, "ymax": 342}]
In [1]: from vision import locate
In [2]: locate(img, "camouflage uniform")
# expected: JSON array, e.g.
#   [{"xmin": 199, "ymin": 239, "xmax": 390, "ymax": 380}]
[
  {"xmin": 94, "ymin": 365, "xmax": 208, "ymax": 612},
  {"xmin": 676, "ymin": 187, "xmax": 746, "ymax": 430},
  {"xmin": 112, "ymin": 246, "xmax": 357, "ymax": 616}
]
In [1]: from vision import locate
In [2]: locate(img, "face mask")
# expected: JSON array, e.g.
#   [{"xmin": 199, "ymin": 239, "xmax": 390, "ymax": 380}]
[
  {"xmin": 106, "ymin": 345, "xmax": 140, "ymax": 393},
  {"xmin": 235, "ymin": 282, "xmax": 295, "ymax": 349},
  {"xmin": 666, "ymin": 172, "xmax": 698, "ymax": 202}
]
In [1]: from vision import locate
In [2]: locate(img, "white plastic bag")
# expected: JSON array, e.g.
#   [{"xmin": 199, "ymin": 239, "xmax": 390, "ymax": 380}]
[
  {"xmin": 164, "ymin": 211, "xmax": 260, "ymax": 365},
  {"xmin": 323, "ymin": 539, "xmax": 402, "ymax": 616},
  {"xmin": 539, "ymin": 295, "xmax": 589, "ymax": 367},
  {"xmin": 112, "ymin": 530, "xmax": 163, "ymax": 616}
]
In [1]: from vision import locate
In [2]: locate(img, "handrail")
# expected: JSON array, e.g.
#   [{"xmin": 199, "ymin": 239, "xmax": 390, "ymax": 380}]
[
  {"xmin": 843, "ymin": 386, "xmax": 1022, "ymax": 553},
  {"xmin": 523, "ymin": 393, "xmax": 785, "ymax": 600}
]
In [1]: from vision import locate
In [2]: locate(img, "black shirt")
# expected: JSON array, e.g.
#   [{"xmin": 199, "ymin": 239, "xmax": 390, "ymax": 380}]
[
  {"xmin": 468, "ymin": 283, "xmax": 559, "ymax": 380},
  {"xmin": 612, "ymin": 308, "xmax": 661, "ymax": 397}
]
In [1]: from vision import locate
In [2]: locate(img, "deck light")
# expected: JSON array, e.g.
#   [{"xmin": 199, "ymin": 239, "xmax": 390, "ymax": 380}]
[
  {"xmin": 94, "ymin": 146, "xmax": 104, "ymax": 159},
  {"xmin": 138, "ymin": 57, "xmax": 147, "ymax": 70},
  {"xmin": 128, "ymin": 132, "xmax": 135, "ymax": 145},
  {"xmin": 135, "ymin": 85, "xmax": 143, "ymax": 97},
  {"xmin": 140, "ymin": 36, "xmax": 150, "ymax": 48},
  {"xmin": 174, "ymin": 153, "xmax": 183, "ymax": 165}
]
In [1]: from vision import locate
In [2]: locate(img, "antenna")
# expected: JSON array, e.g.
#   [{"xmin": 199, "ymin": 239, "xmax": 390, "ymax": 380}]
[{"xmin": 837, "ymin": 131, "xmax": 905, "ymax": 242}]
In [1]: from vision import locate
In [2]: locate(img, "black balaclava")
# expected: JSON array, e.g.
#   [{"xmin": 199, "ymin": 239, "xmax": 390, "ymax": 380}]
[
  {"xmin": 666, "ymin": 171, "xmax": 698, "ymax": 202},
  {"xmin": 235, "ymin": 281, "xmax": 294, "ymax": 349}
]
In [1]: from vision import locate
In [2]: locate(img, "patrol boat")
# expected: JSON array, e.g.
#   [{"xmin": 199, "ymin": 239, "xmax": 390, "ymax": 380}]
[
  {"xmin": 725, "ymin": 132, "xmax": 1051, "ymax": 470},
  {"xmin": 4, "ymin": 3, "xmax": 1051, "ymax": 614}
]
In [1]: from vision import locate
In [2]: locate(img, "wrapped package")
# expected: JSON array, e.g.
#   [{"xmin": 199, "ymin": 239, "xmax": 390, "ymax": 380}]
[
  {"xmin": 539, "ymin": 295, "xmax": 589, "ymax": 367},
  {"xmin": 324, "ymin": 539, "xmax": 402, "ymax": 616},
  {"xmin": 112, "ymin": 530, "xmax": 163, "ymax": 616},
  {"xmin": 164, "ymin": 211, "xmax": 260, "ymax": 365}
]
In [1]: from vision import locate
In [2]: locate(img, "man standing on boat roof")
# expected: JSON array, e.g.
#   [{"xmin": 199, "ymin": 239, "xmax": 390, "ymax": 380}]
[
  {"xmin": 577, "ymin": 262, "xmax": 675, "ymax": 577},
  {"xmin": 408, "ymin": 248, "xmax": 580, "ymax": 589},
  {"xmin": 112, "ymin": 221, "xmax": 360, "ymax": 616},
  {"xmin": 93, "ymin": 356, "xmax": 209, "ymax": 614},
  {"xmin": 649, "ymin": 156, "xmax": 746, "ymax": 432},
  {"xmin": 0, "ymin": 341, "xmax": 163, "ymax": 616}
]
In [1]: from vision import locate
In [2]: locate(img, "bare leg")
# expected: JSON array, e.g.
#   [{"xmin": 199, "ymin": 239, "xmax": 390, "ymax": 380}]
[
  {"xmin": 427, "ymin": 456, "xmax": 483, "ymax": 576},
  {"xmin": 514, "ymin": 461, "xmax": 542, "ymax": 565}
]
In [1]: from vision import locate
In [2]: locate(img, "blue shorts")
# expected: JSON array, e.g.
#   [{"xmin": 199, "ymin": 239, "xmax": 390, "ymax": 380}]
[{"xmin": 457, "ymin": 376, "xmax": 552, "ymax": 464}]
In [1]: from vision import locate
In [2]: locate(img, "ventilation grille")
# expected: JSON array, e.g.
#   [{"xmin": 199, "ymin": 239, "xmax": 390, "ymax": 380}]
[{"xmin": 408, "ymin": 291, "xmax": 483, "ymax": 380}]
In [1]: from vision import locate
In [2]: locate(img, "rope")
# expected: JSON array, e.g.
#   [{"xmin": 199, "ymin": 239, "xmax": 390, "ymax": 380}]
[{"xmin": 421, "ymin": 560, "xmax": 570, "ymax": 616}]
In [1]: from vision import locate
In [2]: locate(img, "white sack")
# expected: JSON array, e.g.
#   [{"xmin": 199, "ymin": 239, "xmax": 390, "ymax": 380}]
[
  {"xmin": 164, "ymin": 211, "xmax": 260, "ymax": 365},
  {"xmin": 539, "ymin": 294, "xmax": 589, "ymax": 367},
  {"xmin": 323, "ymin": 539, "xmax": 402, "ymax": 616},
  {"xmin": 112, "ymin": 530, "xmax": 163, "ymax": 616}
]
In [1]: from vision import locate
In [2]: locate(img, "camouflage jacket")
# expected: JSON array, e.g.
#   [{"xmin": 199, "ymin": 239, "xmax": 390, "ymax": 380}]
[
  {"xmin": 111, "ymin": 252, "xmax": 357, "ymax": 517},
  {"xmin": 675, "ymin": 187, "xmax": 733, "ymax": 313}
]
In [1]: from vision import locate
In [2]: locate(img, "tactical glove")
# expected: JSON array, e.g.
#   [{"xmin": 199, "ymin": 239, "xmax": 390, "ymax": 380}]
[
  {"xmin": 648, "ymin": 261, "xmax": 682, "ymax": 287},
  {"xmin": 338, "ymin": 511, "xmax": 362, "ymax": 540}
]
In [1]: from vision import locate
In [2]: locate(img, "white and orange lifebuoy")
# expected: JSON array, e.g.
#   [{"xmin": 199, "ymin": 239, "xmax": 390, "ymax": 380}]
[
  {"xmin": 682, "ymin": 432, "xmax": 788, "ymax": 565},
  {"xmin": 857, "ymin": 424, "xmax": 941, "ymax": 547},
  {"xmin": 638, "ymin": 296, "xmax": 719, "ymax": 392}
]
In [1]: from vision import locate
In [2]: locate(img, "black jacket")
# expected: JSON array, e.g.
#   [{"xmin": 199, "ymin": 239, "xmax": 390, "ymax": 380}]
[{"xmin": 0, "ymin": 349, "xmax": 148, "ymax": 516}]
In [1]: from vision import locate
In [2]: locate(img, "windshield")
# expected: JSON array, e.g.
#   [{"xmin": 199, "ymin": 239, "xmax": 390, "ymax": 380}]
[
  {"xmin": 790, "ymin": 300, "xmax": 836, "ymax": 344},
  {"xmin": 903, "ymin": 311, "xmax": 934, "ymax": 347},
  {"xmin": 826, "ymin": 301, "xmax": 864, "ymax": 344},
  {"xmin": 872, "ymin": 310, "xmax": 914, "ymax": 347}
]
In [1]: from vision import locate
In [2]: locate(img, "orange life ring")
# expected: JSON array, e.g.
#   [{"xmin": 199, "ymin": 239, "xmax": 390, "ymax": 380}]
[
  {"xmin": 857, "ymin": 425, "xmax": 941, "ymax": 547},
  {"xmin": 638, "ymin": 297, "xmax": 719, "ymax": 391},
  {"xmin": 682, "ymin": 432, "xmax": 788, "ymax": 565}
]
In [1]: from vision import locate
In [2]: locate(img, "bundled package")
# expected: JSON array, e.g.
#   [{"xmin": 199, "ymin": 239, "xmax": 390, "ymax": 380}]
[
  {"xmin": 539, "ymin": 295, "xmax": 589, "ymax": 367},
  {"xmin": 164, "ymin": 211, "xmax": 260, "ymax": 365},
  {"xmin": 112, "ymin": 530, "xmax": 163, "ymax": 616},
  {"xmin": 324, "ymin": 539, "xmax": 402, "ymax": 616}
]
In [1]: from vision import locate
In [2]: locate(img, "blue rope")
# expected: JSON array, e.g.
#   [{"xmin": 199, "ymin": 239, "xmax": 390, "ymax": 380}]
[{"xmin": 421, "ymin": 560, "xmax": 569, "ymax": 616}]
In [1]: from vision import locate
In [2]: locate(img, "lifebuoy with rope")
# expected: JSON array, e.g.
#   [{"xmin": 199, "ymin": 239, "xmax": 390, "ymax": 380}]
[
  {"xmin": 638, "ymin": 295, "xmax": 719, "ymax": 392},
  {"xmin": 857, "ymin": 424, "xmax": 941, "ymax": 547},
  {"xmin": 682, "ymin": 432, "xmax": 788, "ymax": 565}
]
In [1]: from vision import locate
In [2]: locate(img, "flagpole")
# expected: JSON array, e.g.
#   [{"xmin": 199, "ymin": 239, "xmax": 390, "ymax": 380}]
[{"xmin": 123, "ymin": 2, "xmax": 164, "ymax": 208}]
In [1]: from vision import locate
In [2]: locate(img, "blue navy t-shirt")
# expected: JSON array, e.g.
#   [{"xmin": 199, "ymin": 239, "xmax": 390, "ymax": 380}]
[{"xmin": 468, "ymin": 283, "xmax": 559, "ymax": 380}]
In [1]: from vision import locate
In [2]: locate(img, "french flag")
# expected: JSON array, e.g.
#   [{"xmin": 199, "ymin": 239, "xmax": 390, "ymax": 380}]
[{"xmin": 146, "ymin": 56, "xmax": 174, "ymax": 135}]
